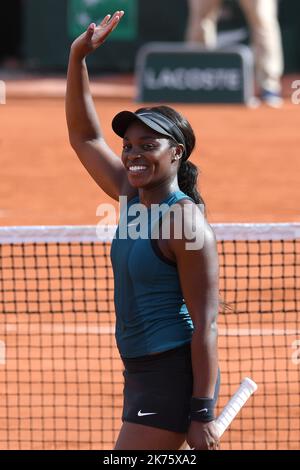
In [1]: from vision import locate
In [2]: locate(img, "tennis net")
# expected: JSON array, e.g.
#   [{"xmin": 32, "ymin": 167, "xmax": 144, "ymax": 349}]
[{"xmin": 0, "ymin": 223, "xmax": 299, "ymax": 450}]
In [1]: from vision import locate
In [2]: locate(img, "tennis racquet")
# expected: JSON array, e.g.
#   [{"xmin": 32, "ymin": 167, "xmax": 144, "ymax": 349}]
[{"xmin": 183, "ymin": 377, "xmax": 258, "ymax": 449}]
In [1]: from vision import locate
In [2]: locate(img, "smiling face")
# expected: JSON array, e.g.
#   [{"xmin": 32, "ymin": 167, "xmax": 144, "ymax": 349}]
[{"xmin": 121, "ymin": 120, "xmax": 182, "ymax": 189}]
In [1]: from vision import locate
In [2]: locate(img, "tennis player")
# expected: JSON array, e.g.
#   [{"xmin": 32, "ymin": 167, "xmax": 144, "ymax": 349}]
[{"xmin": 66, "ymin": 11, "xmax": 220, "ymax": 450}]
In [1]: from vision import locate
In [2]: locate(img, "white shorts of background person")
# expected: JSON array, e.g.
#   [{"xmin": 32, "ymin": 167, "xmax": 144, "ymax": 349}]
[{"xmin": 185, "ymin": 0, "xmax": 284, "ymax": 107}]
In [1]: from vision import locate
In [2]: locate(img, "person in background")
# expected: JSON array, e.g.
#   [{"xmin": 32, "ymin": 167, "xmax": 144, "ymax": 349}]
[{"xmin": 185, "ymin": 0, "xmax": 284, "ymax": 107}]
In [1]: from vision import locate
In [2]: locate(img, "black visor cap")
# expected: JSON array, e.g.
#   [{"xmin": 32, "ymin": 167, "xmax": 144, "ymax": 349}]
[
  {"xmin": 112, "ymin": 110, "xmax": 187, "ymax": 157},
  {"xmin": 112, "ymin": 111, "xmax": 176, "ymax": 140}
]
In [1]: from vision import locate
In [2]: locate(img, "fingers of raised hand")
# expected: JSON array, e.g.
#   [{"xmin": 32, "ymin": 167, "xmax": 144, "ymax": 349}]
[
  {"xmin": 92, "ymin": 11, "xmax": 124, "ymax": 43},
  {"xmin": 100, "ymin": 10, "xmax": 124, "ymax": 30},
  {"xmin": 99, "ymin": 14, "xmax": 111, "ymax": 27},
  {"xmin": 86, "ymin": 22, "xmax": 96, "ymax": 37}
]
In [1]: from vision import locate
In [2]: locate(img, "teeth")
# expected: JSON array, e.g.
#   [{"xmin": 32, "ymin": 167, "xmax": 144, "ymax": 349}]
[{"xmin": 129, "ymin": 166, "xmax": 147, "ymax": 171}]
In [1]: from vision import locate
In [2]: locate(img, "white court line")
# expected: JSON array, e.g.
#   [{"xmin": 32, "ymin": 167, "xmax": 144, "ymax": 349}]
[
  {"xmin": 3, "ymin": 324, "xmax": 300, "ymax": 336},
  {"xmin": 5, "ymin": 323, "xmax": 114, "ymax": 335},
  {"xmin": 0, "ymin": 80, "xmax": 6, "ymax": 105},
  {"xmin": 218, "ymin": 328, "xmax": 300, "ymax": 336},
  {"xmin": 1, "ymin": 327, "xmax": 298, "ymax": 368},
  {"xmin": 0, "ymin": 341, "xmax": 5, "ymax": 365}
]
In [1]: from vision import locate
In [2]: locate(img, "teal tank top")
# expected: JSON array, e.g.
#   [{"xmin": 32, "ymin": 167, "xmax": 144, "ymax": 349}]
[{"xmin": 110, "ymin": 190, "xmax": 194, "ymax": 358}]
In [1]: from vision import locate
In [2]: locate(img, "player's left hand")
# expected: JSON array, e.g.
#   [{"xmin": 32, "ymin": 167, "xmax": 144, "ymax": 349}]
[{"xmin": 186, "ymin": 420, "xmax": 220, "ymax": 450}]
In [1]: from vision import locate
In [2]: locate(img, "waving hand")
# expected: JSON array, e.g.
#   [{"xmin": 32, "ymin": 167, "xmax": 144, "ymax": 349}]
[{"xmin": 71, "ymin": 11, "xmax": 125, "ymax": 59}]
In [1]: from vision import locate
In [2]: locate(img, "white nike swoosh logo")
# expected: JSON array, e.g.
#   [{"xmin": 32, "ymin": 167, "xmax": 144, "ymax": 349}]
[
  {"xmin": 197, "ymin": 408, "xmax": 208, "ymax": 413},
  {"xmin": 138, "ymin": 410, "xmax": 158, "ymax": 417}
]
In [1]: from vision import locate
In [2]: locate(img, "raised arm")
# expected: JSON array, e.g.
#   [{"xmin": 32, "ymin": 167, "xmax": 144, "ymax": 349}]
[{"xmin": 66, "ymin": 11, "xmax": 137, "ymax": 201}]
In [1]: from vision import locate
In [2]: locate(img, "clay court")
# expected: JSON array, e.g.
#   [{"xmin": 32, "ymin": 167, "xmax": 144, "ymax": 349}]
[
  {"xmin": 1, "ymin": 76, "xmax": 300, "ymax": 226},
  {"xmin": 0, "ymin": 76, "xmax": 300, "ymax": 449}
]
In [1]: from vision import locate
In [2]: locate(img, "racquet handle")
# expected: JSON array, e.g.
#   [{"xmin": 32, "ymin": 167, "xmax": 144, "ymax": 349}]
[{"xmin": 215, "ymin": 377, "xmax": 258, "ymax": 437}]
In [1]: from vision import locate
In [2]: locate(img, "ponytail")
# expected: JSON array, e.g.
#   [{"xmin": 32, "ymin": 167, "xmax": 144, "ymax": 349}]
[{"xmin": 178, "ymin": 160, "xmax": 205, "ymax": 210}]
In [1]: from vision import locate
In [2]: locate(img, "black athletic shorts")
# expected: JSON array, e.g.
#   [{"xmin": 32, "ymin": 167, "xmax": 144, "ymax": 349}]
[{"xmin": 121, "ymin": 343, "xmax": 220, "ymax": 433}]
